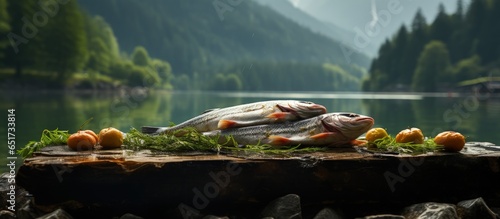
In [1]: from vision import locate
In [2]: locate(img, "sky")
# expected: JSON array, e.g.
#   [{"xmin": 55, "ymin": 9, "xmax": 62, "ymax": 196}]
[{"xmin": 289, "ymin": 0, "xmax": 470, "ymax": 56}]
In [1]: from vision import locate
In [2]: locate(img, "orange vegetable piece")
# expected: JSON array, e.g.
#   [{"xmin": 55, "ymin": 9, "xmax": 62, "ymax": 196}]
[
  {"xmin": 434, "ymin": 131, "xmax": 466, "ymax": 152},
  {"xmin": 99, "ymin": 127, "xmax": 123, "ymax": 149},
  {"xmin": 365, "ymin": 128, "xmax": 389, "ymax": 142},
  {"xmin": 395, "ymin": 128, "xmax": 424, "ymax": 144},
  {"xmin": 67, "ymin": 130, "xmax": 98, "ymax": 151}
]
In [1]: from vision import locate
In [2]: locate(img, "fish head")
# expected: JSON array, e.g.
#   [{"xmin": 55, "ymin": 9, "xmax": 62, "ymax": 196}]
[
  {"xmin": 277, "ymin": 101, "xmax": 327, "ymax": 119},
  {"xmin": 321, "ymin": 113, "xmax": 374, "ymax": 140}
]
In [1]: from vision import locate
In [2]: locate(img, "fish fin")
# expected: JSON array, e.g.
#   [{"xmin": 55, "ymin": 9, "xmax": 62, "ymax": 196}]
[
  {"xmin": 201, "ymin": 108, "xmax": 220, "ymax": 114},
  {"xmin": 268, "ymin": 135, "xmax": 291, "ymax": 145},
  {"xmin": 310, "ymin": 132, "xmax": 335, "ymax": 139},
  {"xmin": 266, "ymin": 112, "xmax": 292, "ymax": 119},
  {"xmin": 141, "ymin": 126, "xmax": 166, "ymax": 134},
  {"xmin": 218, "ymin": 120, "xmax": 238, "ymax": 129}
]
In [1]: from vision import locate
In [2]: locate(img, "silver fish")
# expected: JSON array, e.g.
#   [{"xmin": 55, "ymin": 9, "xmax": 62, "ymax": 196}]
[
  {"xmin": 142, "ymin": 100, "xmax": 327, "ymax": 134},
  {"xmin": 204, "ymin": 113, "xmax": 374, "ymax": 147}
]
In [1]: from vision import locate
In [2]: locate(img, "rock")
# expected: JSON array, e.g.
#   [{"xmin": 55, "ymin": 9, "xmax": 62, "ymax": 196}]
[
  {"xmin": 202, "ymin": 215, "xmax": 229, "ymax": 219},
  {"xmin": 402, "ymin": 202, "xmax": 458, "ymax": 219},
  {"xmin": 120, "ymin": 213, "xmax": 144, "ymax": 219},
  {"xmin": 457, "ymin": 197, "xmax": 499, "ymax": 219},
  {"xmin": 0, "ymin": 210, "xmax": 16, "ymax": 219},
  {"xmin": 36, "ymin": 209, "xmax": 73, "ymax": 219},
  {"xmin": 359, "ymin": 215, "xmax": 405, "ymax": 219},
  {"xmin": 313, "ymin": 208, "xmax": 343, "ymax": 219},
  {"xmin": 17, "ymin": 200, "xmax": 40, "ymax": 219},
  {"xmin": 261, "ymin": 194, "xmax": 302, "ymax": 219},
  {"xmin": 0, "ymin": 173, "xmax": 16, "ymax": 211}
]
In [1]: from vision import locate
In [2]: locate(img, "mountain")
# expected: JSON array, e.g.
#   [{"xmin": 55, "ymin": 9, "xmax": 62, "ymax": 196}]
[
  {"xmin": 76, "ymin": 0, "xmax": 370, "ymax": 75},
  {"xmin": 253, "ymin": 0, "xmax": 376, "ymax": 57}
]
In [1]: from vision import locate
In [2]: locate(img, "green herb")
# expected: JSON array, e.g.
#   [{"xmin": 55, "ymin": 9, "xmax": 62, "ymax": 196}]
[
  {"xmin": 123, "ymin": 128, "xmax": 223, "ymax": 152},
  {"xmin": 124, "ymin": 128, "xmax": 325, "ymax": 155},
  {"xmin": 224, "ymin": 143, "xmax": 325, "ymax": 155},
  {"xmin": 18, "ymin": 128, "xmax": 70, "ymax": 158},
  {"xmin": 368, "ymin": 136, "xmax": 444, "ymax": 154}
]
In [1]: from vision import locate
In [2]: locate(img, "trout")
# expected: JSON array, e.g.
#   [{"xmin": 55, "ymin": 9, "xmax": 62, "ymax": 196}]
[
  {"xmin": 204, "ymin": 113, "xmax": 374, "ymax": 147},
  {"xmin": 142, "ymin": 100, "xmax": 327, "ymax": 134}
]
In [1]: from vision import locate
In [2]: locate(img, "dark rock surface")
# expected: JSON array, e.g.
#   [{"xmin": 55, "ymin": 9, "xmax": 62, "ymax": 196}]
[
  {"xmin": 402, "ymin": 202, "xmax": 459, "ymax": 219},
  {"xmin": 261, "ymin": 194, "xmax": 302, "ymax": 219},
  {"xmin": 201, "ymin": 215, "xmax": 229, "ymax": 219},
  {"xmin": 359, "ymin": 215, "xmax": 405, "ymax": 219},
  {"xmin": 9, "ymin": 143, "xmax": 500, "ymax": 218},
  {"xmin": 36, "ymin": 209, "xmax": 73, "ymax": 219},
  {"xmin": 0, "ymin": 210, "xmax": 16, "ymax": 219},
  {"xmin": 313, "ymin": 208, "xmax": 343, "ymax": 219},
  {"xmin": 119, "ymin": 213, "xmax": 144, "ymax": 219},
  {"xmin": 457, "ymin": 197, "xmax": 499, "ymax": 219}
]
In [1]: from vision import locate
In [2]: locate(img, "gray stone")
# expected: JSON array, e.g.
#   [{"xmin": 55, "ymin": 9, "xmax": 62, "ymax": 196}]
[
  {"xmin": 402, "ymin": 202, "xmax": 458, "ymax": 219},
  {"xmin": 360, "ymin": 215, "xmax": 405, "ymax": 219},
  {"xmin": 0, "ymin": 210, "xmax": 16, "ymax": 219},
  {"xmin": 313, "ymin": 208, "xmax": 343, "ymax": 219},
  {"xmin": 120, "ymin": 213, "xmax": 144, "ymax": 219},
  {"xmin": 261, "ymin": 194, "xmax": 302, "ymax": 219},
  {"xmin": 17, "ymin": 200, "xmax": 39, "ymax": 219},
  {"xmin": 0, "ymin": 173, "xmax": 16, "ymax": 211},
  {"xmin": 202, "ymin": 216, "xmax": 229, "ymax": 219},
  {"xmin": 35, "ymin": 209, "xmax": 73, "ymax": 219},
  {"xmin": 457, "ymin": 197, "xmax": 499, "ymax": 219}
]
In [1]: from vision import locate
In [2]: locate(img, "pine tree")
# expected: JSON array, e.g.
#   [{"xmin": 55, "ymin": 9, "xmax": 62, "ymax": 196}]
[
  {"xmin": 430, "ymin": 4, "xmax": 453, "ymax": 44},
  {"xmin": 391, "ymin": 25, "xmax": 410, "ymax": 85},
  {"xmin": 37, "ymin": 0, "xmax": 88, "ymax": 81},
  {"xmin": 4, "ymin": 0, "xmax": 39, "ymax": 76},
  {"xmin": 406, "ymin": 9, "xmax": 429, "ymax": 87},
  {"xmin": 455, "ymin": 0, "xmax": 465, "ymax": 21},
  {"xmin": 84, "ymin": 15, "xmax": 121, "ymax": 74},
  {"xmin": 491, "ymin": 0, "xmax": 500, "ymax": 62},
  {"xmin": 368, "ymin": 39, "xmax": 393, "ymax": 91},
  {"xmin": 474, "ymin": 0, "xmax": 500, "ymax": 63},
  {"xmin": 0, "ymin": 0, "xmax": 10, "ymax": 60}
]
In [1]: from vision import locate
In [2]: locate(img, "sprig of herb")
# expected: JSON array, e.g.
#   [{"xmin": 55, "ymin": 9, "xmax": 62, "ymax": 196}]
[
  {"xmin": 368, "ymin": 136, "xmax": 444, "ymax": 154},
  {"xmin": 18, "ymin": 128, "xmax": 70, "ymax": 158},
  {"xmin": 124, "ymin": 128, "xmax": 325, "ymax": 155},
  {"xmin": 123, "ymin": 128, "xmax": 223, "ymax": 152}
]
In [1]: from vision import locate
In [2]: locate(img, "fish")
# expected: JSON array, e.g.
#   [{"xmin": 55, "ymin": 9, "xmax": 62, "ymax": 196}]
[
  {"xmin": 141, "ymin": 100, "xmax": 327, "ymax": 134},
  {"xmin": 204, "ymin": 112, "xmax": 374, "ymax": 147}
]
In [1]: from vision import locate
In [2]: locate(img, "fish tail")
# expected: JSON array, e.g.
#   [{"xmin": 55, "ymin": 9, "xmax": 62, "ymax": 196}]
[{"xmin": 141, "ymin": 126, "xmax": 168, "ymax": 134}]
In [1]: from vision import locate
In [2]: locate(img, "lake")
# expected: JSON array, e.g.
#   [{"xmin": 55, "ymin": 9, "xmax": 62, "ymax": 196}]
[{"xmin": 1, "ymin": 89, "xmax": 500, "ymax": 173}]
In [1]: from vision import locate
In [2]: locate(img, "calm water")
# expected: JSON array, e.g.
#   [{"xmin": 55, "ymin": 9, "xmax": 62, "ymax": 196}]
[{"xmin": 1, "ymin": 90, "xmax": 500, "ymax": 173}]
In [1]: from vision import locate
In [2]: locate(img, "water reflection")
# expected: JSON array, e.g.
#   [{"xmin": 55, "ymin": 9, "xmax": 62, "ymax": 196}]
[{"xmin": 1, "ymin": 90, "xmax": 498, "ymax": 173}]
